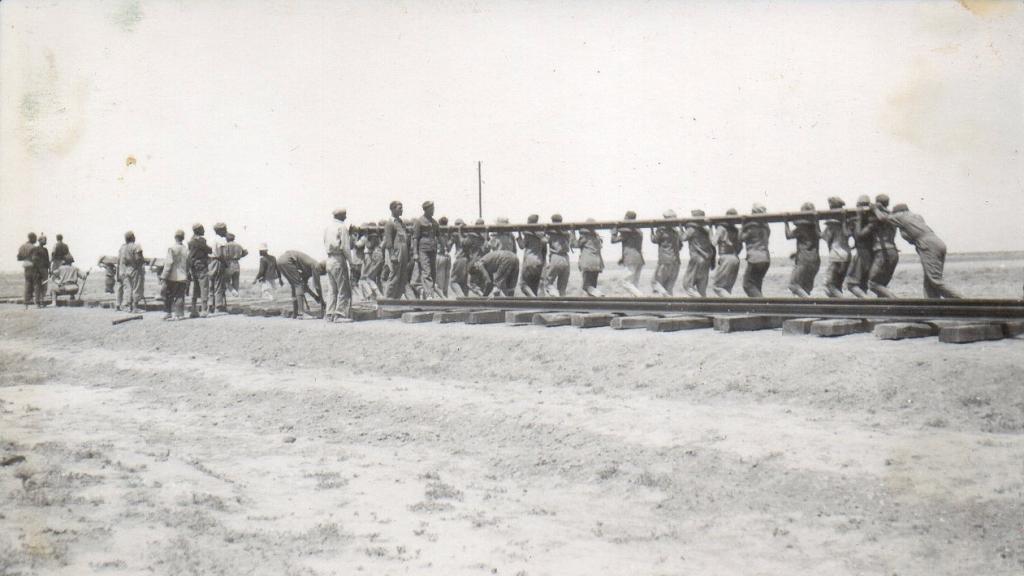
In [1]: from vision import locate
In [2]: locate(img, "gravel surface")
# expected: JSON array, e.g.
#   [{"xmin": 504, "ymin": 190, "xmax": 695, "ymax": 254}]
[{"xmin": 1, "ymin": 306, "xmax": 1022, "ymax": 575}]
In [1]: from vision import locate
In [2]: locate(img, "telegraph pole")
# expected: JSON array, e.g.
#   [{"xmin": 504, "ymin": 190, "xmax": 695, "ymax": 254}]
[{"xmin": 477, "ymin": 161, "xmax": 483, "ymax": 219}]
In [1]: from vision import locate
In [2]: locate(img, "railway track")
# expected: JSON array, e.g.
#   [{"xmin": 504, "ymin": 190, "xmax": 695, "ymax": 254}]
[
  {"xmin": 374, "ymin": 296, "xmax": 1024, "ymax": 343},
  {"xmin": 378, "ymin": 296, "xmax": 1024, "ymax": 321},
  {"xmin": 3, "ymin": 295, "xmax": 1022, "ymax": 343}
]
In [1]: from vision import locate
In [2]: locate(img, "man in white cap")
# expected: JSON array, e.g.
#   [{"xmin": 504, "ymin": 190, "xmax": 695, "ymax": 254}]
[
  {"xmin": 740, "ymin": 203, "xmax": 771, "ymax": 297},
  {"xmin": 650, "ymin": 210, "xmax": 681, "ymax": 295},
  {"xmin": 323, "ymin": 208, "xmax": 352, "ymax": 322},
  {"xmin": 253, "ymin": 243, "xmax": 282, "ymax": 300},
  {"xmin": 411, "ymin": 200, "xmax": 440, "ymax": 298}
]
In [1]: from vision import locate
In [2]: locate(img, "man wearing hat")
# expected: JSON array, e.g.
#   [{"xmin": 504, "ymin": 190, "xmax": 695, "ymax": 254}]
[
  {"xmin": 784, "ymin": 202, "xmax": 822, "ymax": 298},
  {"xmin": 253, "ymin": 243, "xmax": 283, "ymax": 300},
  {"xmin": 821, "ymin": 197, "xmax": 853, "ymax": 298},
  {"xmin": 16, "ymin": 232, "xmax": 40, "ymax": 308},
  {"xmin": 711, "ymin": 209, "xmax": 742, "ymax": 296},
  {"xmin": 488, "ymin": 216, "xmax": 517, "ymax": 255},
  {"xmin": 680, "ymin": 209, "xmax": 715, "ymax": 297},
  {"xmin": 161, "ymin": 230, "xmax": 189, "ymax": 320},
  {"xmin": 411, "ymin": 201, "xmax": 440, "ymax": 298},
  {"xmin": 740, "ymin": 203, "xmax": 771, "ymax": 297},
  {"xmin": 873, "ymin": 203, "xmax": 961, "ymax": 299},
  {"xmin": 451, "ymin": 218, "xmax": 487, "ymax": 297},
  {"xmin": 207, "ymin": 222, "xmax": 230, "ymax": 313},
  {"xmin": 278, "ymin": 250, "xmax": 326, "ymax": 318},
  {"xmin": 383, "ymin": 201, "xmax": 413, "ymax": 299},
  {"xmin": 845, "ymin": 195, "xmax": 876, "ymax": 298},
  {"xmin": 542, "ymin": 214, "xmax": 574, "ymax": 296},
  {"xmin": 517, "ymin": 214, "xmax": 548, "ymax": 297},
  {"xmin": 435, "ymin": 216, "xmax": 453, "ymax": 297},
  {"xmin": 187, "ymin": 223, "xmax": 213, "ymax": 317},
  {"xmin": 575, "ymin": 219, "xmax": 605, "ymax": 297},
  {"xmin": 361, "ymin": 224, "xmax": 386, "ymax": 297},
  {"xmin": 868, "ymin": 194, "xmax": 899, "ymax": 298},
  {"xmin": 469, "ymin": 248, "xmax": 520, "ymax": 297},
  {"xmin": 650, "ymin": 210, "xmax": 682, "ymax": 295},
  {"xmin": 116, "ymin": 231, "xmax": 145, "ymax": 313},
  {"xmin": 610, "ymin": 211, "xmax": 644, "ymax": 296},
  {"xmin": 50, "ymin": 255, "xmax": 87, "ymax": 305},
  {"xmin": 323, "ymin": 208, "xmax": 352, "ymax": 322},
  {"xmin": 221, "ymin": 232, "xmax": 248, "ymax": 298},
  {"xmin": 34, "ymin": 234, "xmax": 51, "ymax": 305}
]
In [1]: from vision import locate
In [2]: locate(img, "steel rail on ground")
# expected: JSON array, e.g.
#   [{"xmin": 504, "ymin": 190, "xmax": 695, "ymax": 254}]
[{"xmin": 376, "ymin": 297, "xmax": 1024, "ymax": 321}]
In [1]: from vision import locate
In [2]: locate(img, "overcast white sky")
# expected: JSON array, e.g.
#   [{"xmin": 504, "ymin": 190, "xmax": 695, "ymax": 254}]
[{"xmin": 1, "ymin": 0, "xmax": 1021, "ymax": 269}]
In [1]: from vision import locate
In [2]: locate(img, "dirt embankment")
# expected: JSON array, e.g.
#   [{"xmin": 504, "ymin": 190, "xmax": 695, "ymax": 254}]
[{"xmin": 1, "ymin": 307, "xmax": 1022, "ymax": 576}]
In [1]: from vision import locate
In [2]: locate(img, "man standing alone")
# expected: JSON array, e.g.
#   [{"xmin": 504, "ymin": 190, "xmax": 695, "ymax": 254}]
[
  {"xmin": 116, "ymin": 231, "xmax": 145, "ymax": 313},
  {"xmin": 323, "ymin": 208, "xmax": 353, "ymax": 322}
]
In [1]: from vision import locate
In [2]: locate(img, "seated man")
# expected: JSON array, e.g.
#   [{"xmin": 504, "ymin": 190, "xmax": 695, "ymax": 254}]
[{"xmin": 51, "ymin": 256, "xmax": 88, "ymax": 304}]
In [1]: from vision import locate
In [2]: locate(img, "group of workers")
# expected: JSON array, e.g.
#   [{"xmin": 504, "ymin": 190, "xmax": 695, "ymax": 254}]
[{"xmin": 14, "ymin": 194, "xmax": 969, "ymax": 320}]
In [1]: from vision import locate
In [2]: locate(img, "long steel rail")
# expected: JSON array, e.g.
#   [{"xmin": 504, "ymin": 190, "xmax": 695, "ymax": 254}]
[
  {"xmin": 377, "ymin": 296, "xmax": 1024, "ymax": 321},
  {"xmin": 352, "ymin": 207, "xmax": 859, "ymax": 233}
]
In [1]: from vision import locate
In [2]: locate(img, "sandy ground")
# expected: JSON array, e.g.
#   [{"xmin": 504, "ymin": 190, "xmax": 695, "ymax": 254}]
[{"xmin": 1, "ymin": 306, "xmax": 1022, "ymax": 575}]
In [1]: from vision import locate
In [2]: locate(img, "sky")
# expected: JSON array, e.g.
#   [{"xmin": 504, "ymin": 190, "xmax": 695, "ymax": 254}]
[{"xmin": 1, "ymin": 0, "xmax": 1022, "ymax": 269}]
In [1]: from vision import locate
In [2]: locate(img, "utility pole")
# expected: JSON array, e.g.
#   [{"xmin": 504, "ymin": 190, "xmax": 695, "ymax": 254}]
[{"xmin": 477, "ymin": 161, "xmax": 483, "ymax": 219}]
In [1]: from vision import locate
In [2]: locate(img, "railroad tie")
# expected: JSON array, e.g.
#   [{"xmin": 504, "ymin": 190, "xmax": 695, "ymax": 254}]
[
  {"xmin": 782, "ymin": 318, "xmax": 821, "ymax": 335},
  {"xmin": 810, "ymin": 319, "xmax": 870, "ymax": 337},
  {"xmin": 647, "ymin": 316, "xmax": 713, "ymax": 332},
  {"xmin": 506, "ymin": 310, "xmax": 543, "ymax": 325},
  {"xmin": 401, "ymin": 311, "xmax": 436, "ymax": 324},
  {"xmin": 434, "ymin": 310, "xmax": 471, "ymax": 323},
  {"xmin": 938, "ymin": 323, "xmax": 1005, "ymax": 344},
  {"xmin": 610, "ymin": 315, "xmax": 660, "ymax": 330},
  {"xmin": 532, "ymin": 313, "xmax": 574, "ymax": 327},
  {"xmin": 713, "ymin": 315, "xmax": 784, "ymax": 333},
  {"xmin": 572, "ymin": 313, "xmax": 615, "ymax": 329},
  {"xmin": 874, "ymin": 322, "xmax": 938, "ymax": 340},
  {"xmin": 466, "ymin": 309, "xmax": 506, "ymax": 324}
]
